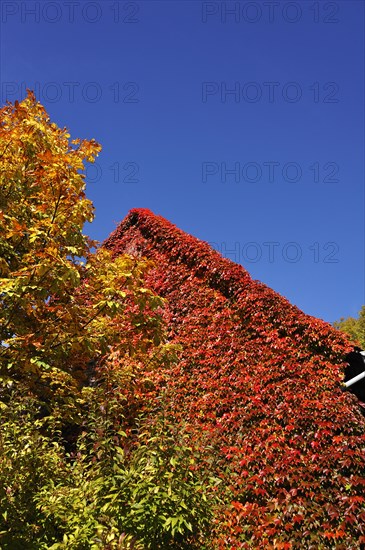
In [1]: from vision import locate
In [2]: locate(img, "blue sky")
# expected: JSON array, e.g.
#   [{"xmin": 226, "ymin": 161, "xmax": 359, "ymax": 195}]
[{"xmin": 0, "ymin": 0, "xmax": 364, "ymax": 323}]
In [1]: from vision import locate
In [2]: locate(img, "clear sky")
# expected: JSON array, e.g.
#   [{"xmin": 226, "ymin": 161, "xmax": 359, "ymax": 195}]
[{"xmin": 0, "ymin": 0, "xmax": 364, "ymax": 323}]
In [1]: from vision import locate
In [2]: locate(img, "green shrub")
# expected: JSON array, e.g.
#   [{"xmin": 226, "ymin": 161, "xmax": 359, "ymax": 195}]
[{"xmin": 0, "ymin": 385, "xmax": 219, "ymax": 549}]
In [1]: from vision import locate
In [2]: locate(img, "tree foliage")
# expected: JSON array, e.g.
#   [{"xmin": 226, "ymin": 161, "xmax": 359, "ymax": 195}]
[
  {"xmin": 333, "ymin": 306, "xmax": 365, "ymax": 348},
  {"xmin": 0, "ymin": 93, "xmax": 218, "ymax": 548},
  {"xmin": 0, "ymin": 91, "xmax": 165, "ymax": 400}
]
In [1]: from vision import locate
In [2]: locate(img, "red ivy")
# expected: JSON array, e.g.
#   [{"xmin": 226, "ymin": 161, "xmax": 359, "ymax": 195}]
[{"xmin": 103, "ymin": 208, "xmax": 365, "ymax": 548}]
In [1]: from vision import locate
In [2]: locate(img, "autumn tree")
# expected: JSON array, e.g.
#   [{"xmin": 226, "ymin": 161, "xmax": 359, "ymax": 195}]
[
  {"xmin": 334, "ymin": 305, "xmax": 365, "ymax": 348},
  {"xmin": 0, "ymin": 93, "xmax": 216, "ymax": 548},
  {"xmin": 0, "ymin": 91, "xmax": 167, "ymax": 400}
]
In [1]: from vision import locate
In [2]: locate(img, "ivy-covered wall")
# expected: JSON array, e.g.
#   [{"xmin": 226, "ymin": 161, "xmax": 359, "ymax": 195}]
[{"xmin": 104, "ymin": 208, "xmax": 365, "ymax": 548}]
